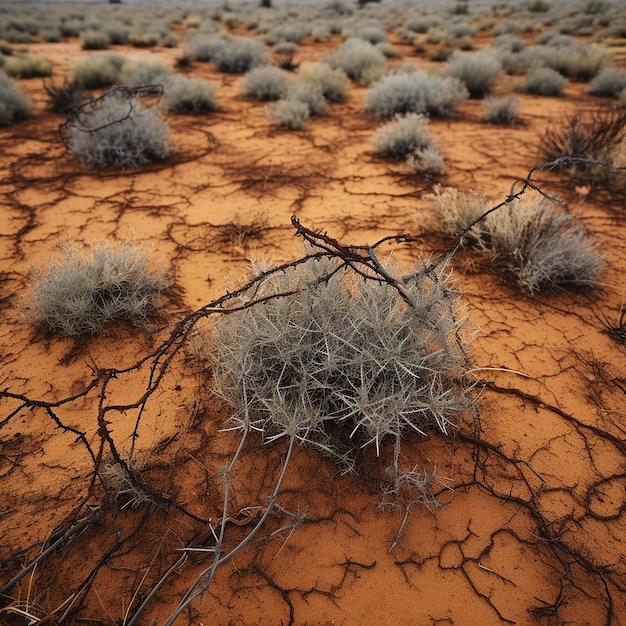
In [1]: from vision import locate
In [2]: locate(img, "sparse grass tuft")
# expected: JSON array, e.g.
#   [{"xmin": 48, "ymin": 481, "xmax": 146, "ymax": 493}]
[
  {"xmin": 80, "ymin": 30, "xmax": 110, "ymax": 50},
  {"xmin": 29, "ymin": 243, "xmax": 171, "ymax": 336},
  {"xmin": 421, "ymin": 186, "xmax": 604, "ymax": 294},
  {"xmin": 73, "ymin": 53, "xmax": 126, "ymax": 89},
  {"xmin": 44, "ymin": 77, "xmax": 83, "ymax": 114}
]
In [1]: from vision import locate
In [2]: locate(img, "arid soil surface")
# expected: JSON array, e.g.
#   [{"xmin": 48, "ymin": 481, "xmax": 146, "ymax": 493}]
[{"xmin": 1, "ymin": 10, "xmax": 626, "ymax": 626}]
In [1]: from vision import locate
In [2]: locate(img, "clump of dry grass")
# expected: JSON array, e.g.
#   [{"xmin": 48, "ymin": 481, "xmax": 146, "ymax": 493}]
[{"xmin": 421, "ymin": 186, "xmax": 604, "ymax": 294}]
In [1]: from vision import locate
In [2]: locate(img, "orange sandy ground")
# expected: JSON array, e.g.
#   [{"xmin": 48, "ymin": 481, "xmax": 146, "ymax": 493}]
[{"xmin": 1, "ymin": 20, "xmax": 626, "ymax": 626}]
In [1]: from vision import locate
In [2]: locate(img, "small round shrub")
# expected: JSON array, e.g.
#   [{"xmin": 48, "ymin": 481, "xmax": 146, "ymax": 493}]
[
  {"xmin": 212, "ymin": 36, "xmax": 270, "ymax": 73},
  {"xmin": 29, "ymin": 243, "xmax": 171, "ymax": 336},
  {"xmin": 366, "ymin": 71, "xmax": 469, "ymax": 118},
  {"xmin": 211, "ymin": 251, "xmax": 474, "ymax": 494},
  {"xmin": 481, "ymin": 95, "xmax": 520, "ymax": 124},
  {"xmin": 445, "ymin": 50, "xmax": 502, "ymax": 98},
  {"xmin": 588, "ymin": 67, "xmax": 626, "ymax": 98},
  {"xmin": 327, "ymin": 37, "xmax": 386, "ymax": 86},
  {"xmin": 0, "ymin": 71, "xmax": 31, "ymax": 125},
  {"xmin": 161, "ymin": 75, "xmax": 218, "ymax": 113},
  {"xmin": 373, "ymin": 113, "xmax": 438, "ymax": 159},
  {"xmin": 266, "ymin": 98, "xmax": 310, "ymax": 129},
  {"xmin": 521, "ymin": 66, "xmax": 567, "ymax": 95},
  {"xmin": 407, "ymin": 145, "xmax": 445, "ymax": 176},
  {"xmin": 73, "ymin": 53, "xmax": 126, "ymax": 89},
  {"xmin": 67, "ymin": 89, "xmax": 172, "ymax": 169},
  {"xmin": 80, "ymin": 29, "xmax": 110, "ymax": 50},
  {"xmin": 298, "ymin": 63, "xmax": 349, "ymax": 103},
  {"xmin": 118, "ymin": 59, "xmax": 172, "ymax": 88},
  {"xmin": 286, "ymin": 83, "xmax": 327, "ymax": 116},
  {"xmin": 4, "ymin": 54, "xmax": 52, "ymax": 78},
  {"xmin": 239, "ymin": 66, "xmax": 290, "ymax": 101},
  {"xmin": 185, "ymin": 35, "xmax": 224, "ymax": 62}
]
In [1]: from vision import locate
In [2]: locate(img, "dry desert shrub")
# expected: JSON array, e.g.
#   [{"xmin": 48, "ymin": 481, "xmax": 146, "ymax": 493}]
[
  {"xmin": 519, "ymin": 65, "xmax": 568, "ymax": 95},
  {"xmin": 365, "ymin": 71, "xmax": 469, "ymax": 119},
  {"xmin": 118, "ymin": 58, "xmax": 172, "ymax": 88},
  {"xmin": 212, "ymin": 36, "xmax": 270, "ymax": 73},
  {"xmin": 266, "ymin": 97, "xmax": 310, "ymax": 129},
  {"xmin": 273, "ymin": 41, "xmax": 299, "ymax": 70},
  {"xmin": 373, "ymin": 113, "xmax": 444, "ymax": 174},
  {"xmin": 29, "ymin": 243, "xmax": 171, "ymax": 336},
  {"xmin": 73, "ymin": 52, "xmax": 126, "ymax": 89},
  {"xmin": 422, "ymin": 186, "xmax": 604, "ymax": 294},
  {"xmin": 588, "ymin": 67, "xmax": 626, "ymax": 98},
  {"xmin": 211, "ymin": 251, "xmax": 474, "ymax": 496},
  {"xmin": 285, "ymin": 82, "xmax": 327, "ymax": 116},
  {"xmin": 0, "ymin": 70, "xmax": 31, "ymax": 125},
  {"xmin": 481, "ymin": 95, "xmax": 521, "ymax": 124},
  {"xmin": 80, "ymin": 29, "xmax": 110, "ymax": 50},
  {"xmin": 65, "ymin": 87, "xmax": 172, "ymax": 169},
  {"xmin": 298, "ymin": 62, "xmax": 350, "ymax": 102},
  {"xmin": 3, "ymin": 53, "xmax": 51, "ymax": 78},
  {"xmin": 327, "ymin": 37, "xmax": 386, "ymax": 86},
  {"xmin": 239, "ymin": 66, "xmax": 290, "ymax": 101},
  {"xmin": 444, "ymin": 49, "xmax": 502, "ymax": 98},
  {"xmin": 160, "ymin": 75, "xmax": 218, "ymax": 113}
]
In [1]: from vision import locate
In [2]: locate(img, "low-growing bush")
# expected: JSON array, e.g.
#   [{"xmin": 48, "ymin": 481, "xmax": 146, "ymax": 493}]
[
  {"xmin": 588, "ymin": 67, "xmax": 626, "ymax": 98},
  {"xmin": 4, "ymin": 54, "xmax": 51, "ymax": 78},
  {"xmin": 520, "ymin": 66, "xmax": 567, "ymax": 95},
  {"xmin": 445, "ymin": 50, "xmax": 502, "ymax": 97},
  {"xmin": 0, "ymin": 70, "xmax": 31, "ymax": 125},
  {"xmin": 266, "ymin": 97, "xmax": 310, "ymax": 129},
  {"xmin": 481, "ymin": 95, "xmax": 520, "ymax": 124},
  {"xmin": 211, "ymin": 249, "xmax": 474, "ymax": 495},
  {"xmin": 29, "ymin": 243, "xmax": 171, "ymax": 336},
  {"xmin": 366, "ymin": 71, "xmax": 469, "ymax": 118},
  {"xmin": 66, "ymin": 88, "xmax": 172, "ymax": 169},
  {"xmin": 185, "ymin": 35, "xmax": 224, "ymax": 62},
  {"xmin": 373, "ymin": 113, "xmax": 439, "ymax": 159},
  {"xmin": 73, "ymin": 53, "xmax": 126, "ymax": 89},
  {"xmin": 327, "ymin": 37, "xmax": 386, "ymax": 85},
  {"xmin": 239, "ymin": 66, "xmax": 290, "ymax": 101},
  {"xmin": 118, "ymin": 59, "xmax": 172, "ymax": 87},
  {"xmin": 212, "ymin": 36, "xmax": 270, "ymax": 73},
  {"xmin": 407, "ymin": 145, "xmax": 445, "ymax": 175},
  {"xmin": 421, "ymin": 186, "xmax": 604, "ymax": 294},
  {"xmin": 298, "ymin": 62, "xmax": 349, "ymax": 102},
  {"xmin": 161, "ymin": 75, "xmax": 218, "ymax": 113},
  {"xmin": 80, "ymin": 29, "xmax": 110, "ymax": 50},
  {"xmin": 285, "ymin": 83, "xmax": 327, "ymax": 116}
]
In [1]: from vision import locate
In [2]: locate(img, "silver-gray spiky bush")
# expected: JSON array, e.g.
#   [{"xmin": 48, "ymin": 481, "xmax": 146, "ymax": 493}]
[
  {"xmin": 211, "ymin": 249, "xmax": 475, "ymax": 498},
  {"xmin": 0, "ymin": 70, "xmax": 31, "ymax": 125},
  {"xmin": 29, "ymin": 243, "xmax": 171, "ymax": 336},
  {"xmin": 67, "ymin": 89, "xmax": 171, "ymax": 169},
  {"xmin": 365, "ymin": 71, "xmax": 469, "ymax": 119}
]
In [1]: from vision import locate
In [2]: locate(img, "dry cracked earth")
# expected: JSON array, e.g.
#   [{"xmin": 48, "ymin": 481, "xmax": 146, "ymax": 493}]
[{"xmin": 1, "ymin": 7, "xmax": 626, "ymax": 626}]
